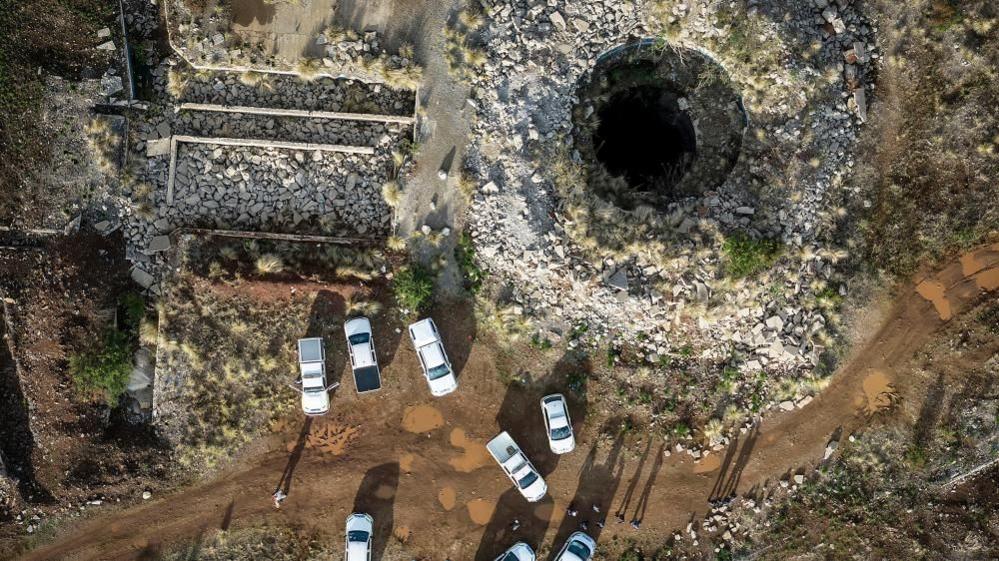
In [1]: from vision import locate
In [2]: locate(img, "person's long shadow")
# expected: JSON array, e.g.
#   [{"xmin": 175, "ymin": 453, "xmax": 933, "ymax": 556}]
[
  {"xmin": 710, "ymin": 424, "xmax": 760, "ymax": 501},
  {"xmin": 275, "ymin": 417, "xmax": 313, "ymax": 496},
  {"xmin": 473, "ymin": 489, "xmax": 554, "ymax": 561},
  {"xmin": 615, "ymin": 439, "xmax": 653, "ymax": 520},
  {"xmin": 548, "ymin": 428, "xmax": 627, "ymax": 555},
  {"xmin": 631, "ymin": 441, "xmax": 666, "ymax": 524},
  {"xmin": 352, "ymin": 462, "xmax": 399, "ymax": 561}
]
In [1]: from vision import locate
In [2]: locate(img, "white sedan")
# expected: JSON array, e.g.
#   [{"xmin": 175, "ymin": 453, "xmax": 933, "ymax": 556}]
[
  {"xmin": 494, "ymin": 541, "xmax": 535, "ymax": 561},
  {"xmin": 553, "ymin": 532, "xmax": 596, "ymax": 561},
  {"xmin": 541, "ymin": 393, "xmax": 576, "ymax": 454},
  {"xmin": 408, "ymin": 318, "xmax": 457, "ymax": 396},
  {"xmin": 345, "ymin": 513, "xmax": 373, "ymax": 561}
]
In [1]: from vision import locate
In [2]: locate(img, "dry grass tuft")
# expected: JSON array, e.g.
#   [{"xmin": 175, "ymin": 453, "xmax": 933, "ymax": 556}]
[
  {"xmin": 255, "ymin": 254, "xmax": 284, "ymax": 274},
  {"xmin": 381, "ymin": 180, "xmax": 403, "ymax": 207},
  {"xmin": 295, "ymin": 58, "xmax": 324, "ymax": 81}
]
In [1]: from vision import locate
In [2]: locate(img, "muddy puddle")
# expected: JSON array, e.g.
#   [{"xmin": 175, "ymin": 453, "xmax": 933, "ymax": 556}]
[
  {"xmin": 402, "ymin": 405, "xmax": 445, "ymax": 433},
  {"xmin": 975, "ymin": 268, "xmax": 999, "ymax": 291},
  {"xmin": 915, "ymin": 279, "xmax": 952, "ymax": 321},
  {"xmin": 467, "ymin": 499, "xmax": 496, "ymax": 525},
  {"xmin": 692, "ymin": 453, "xmax": 722, "ymax": 474},
  {"xmin": 860, "ymin": 370, "xmax": 897, "ymax": 415},
  {"xmin": 400, "ymin": 453, "xmax": 415, "ymax": 473},
  {"xmin": 394, "ymin": 526, "xmax": 411, "ymax": 542},
  {"xmin": 438, "ymin": 486, "xmax": 457, "ymax": 511},
  {"xmin": 448, "ymin": 428, "xmax": 491, "ymax": 473}
]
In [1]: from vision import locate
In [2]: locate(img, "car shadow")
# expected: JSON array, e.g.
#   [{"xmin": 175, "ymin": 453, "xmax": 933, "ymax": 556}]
[
  {"xmin": 352, "ymin": 462, "xmax": 400, "ymax": 561},
  {"xmin": 548, "ymin": 426, "xmax": 626, "ymax": 556},
  {"xmin": 304, "ymin": 289, "xmax": 348, "ymax": 389},
  {"xmin": 493, "ymin": 349, "xmax": 591, "ymax": 477},
  {"xmin": 473, "ymin": 489, "xmax": 554, "ymax": 561},
  {"xmin": 429, "ymin": 297, "xmax": 476, "ymax": 381},
  {"xmin": 0, "ymin": 324, "xmax": 53, "ymax": 504}
]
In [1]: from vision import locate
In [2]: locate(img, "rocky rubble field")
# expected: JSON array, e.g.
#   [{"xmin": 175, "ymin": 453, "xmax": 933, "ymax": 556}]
[
  {"xmin": 178, "ymin": 70, "xmax": 416, "ymax": 116},
  {"xmin": 460, "ymin": 0, "xmax": 876, "ymax": 432},
  {"xmin": 109, "ymin": 59, "xmax": 414, "ymax": 295}
]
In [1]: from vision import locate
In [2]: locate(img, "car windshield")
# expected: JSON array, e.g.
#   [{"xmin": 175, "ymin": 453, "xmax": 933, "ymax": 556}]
[
  {"xmin": 517, "ymin": 471, "xmax": 539, "ymax": 489},
  {"xmin": 428, "ymin": 363, "xmax": 451, "ymax": 380},
  {"xmin": 348, "ymin": 333, "xmax": 370, "ymax": 345},
  {"xmin": 347, "ymin": 530, "xmax": 369, "ymax": 543},
  {"xmin": 567, "ymin": 541, "xmax": 591, "ymax": 557},
  {"xmin": 501, "ymin": 553, "xmax": 520, "ymax": 561},
  {"xmin": 551, "ymin": 426, "xmax": 572, "ymax": 440}
]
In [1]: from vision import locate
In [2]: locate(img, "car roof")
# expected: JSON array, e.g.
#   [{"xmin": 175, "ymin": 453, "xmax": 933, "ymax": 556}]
[
  {"xmin": 301, "ymin": 361, "xmax": 324, "ymax": 379},
  {"xmin": 419, "ymin": 341, "xmax": 446, "ymax": 367},
  {"xmin": 409, "ymin": 318, "xmax": 439, "ymax": 346}
]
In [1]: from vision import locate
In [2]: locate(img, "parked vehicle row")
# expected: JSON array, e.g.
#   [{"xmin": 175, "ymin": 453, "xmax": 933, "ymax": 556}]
[
  {"xmin": 345, "ymin": 515, "xmax": 594, "ymax": 561},
  {"xmin": 301, "ymin": 317, "xmax": 594, "ymax": 561},
  {"xmin": 295, "ymin": 317, "xmax": 457, "ymax": 414}
]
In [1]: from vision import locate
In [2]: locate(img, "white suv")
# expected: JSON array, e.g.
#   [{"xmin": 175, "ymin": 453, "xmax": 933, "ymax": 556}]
[
  {"xmin": 553, "ymin": 532, "xmax": 596, "ymax": 561},
  {"xmin": 344, "ymin": 513, "xmax": 373, "ymax": 561},
  {"xmin": 407, "ymin": 318, "xmax": 457, "ymax": 396}
]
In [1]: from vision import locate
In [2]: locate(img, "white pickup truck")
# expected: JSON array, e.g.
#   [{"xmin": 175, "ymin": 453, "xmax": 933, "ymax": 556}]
[
  {"xmin": 297, "ymin": 337, "xmax": 336, "ymax": 416},
  {"xmin": 344, "ymin": 317, "xmax": 381, "ymax": 394},
  {"xmin": 486, "ymin": 431, "xmax": 548, "ymax": 502}
]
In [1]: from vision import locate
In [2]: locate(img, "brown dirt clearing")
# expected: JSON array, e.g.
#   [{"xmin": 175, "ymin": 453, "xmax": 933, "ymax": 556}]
[{"xmin": 17, "ymin": 244, "xmax": 999, "ymax": 561}]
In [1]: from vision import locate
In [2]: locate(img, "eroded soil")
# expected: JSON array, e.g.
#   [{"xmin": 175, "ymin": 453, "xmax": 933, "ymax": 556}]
[{"xmin": 16, "ymin": 244, "xmax": 999, "ymax": 561}]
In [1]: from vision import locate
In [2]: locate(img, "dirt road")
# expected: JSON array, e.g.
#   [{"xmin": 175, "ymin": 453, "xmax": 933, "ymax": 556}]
[{"xmin": 19, "ymin": 244, "xmax": 999, "ymax": 561}]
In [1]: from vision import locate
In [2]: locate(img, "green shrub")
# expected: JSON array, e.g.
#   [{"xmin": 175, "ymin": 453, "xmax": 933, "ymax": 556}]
[
  {"xmin": 722, "ymin": 233, "xmax": 783, "ymax": 278},
  {"xmin": 393, "ymin": 264, "xmax": 435, "ymax": 312},
  {"xmin": 69, "ymin": 329, "xmax": 134, "ymax": 404},
  {"xmin": 619, "ymin": 549, "xmax": 642, "ymax": 561},
  {"xmin": 120, "ymin": 292, "xmax": 146, "ymax": 329},
  {"xmin": 454, "ymin": 232, "xmax": 484, "ymax": 294}
]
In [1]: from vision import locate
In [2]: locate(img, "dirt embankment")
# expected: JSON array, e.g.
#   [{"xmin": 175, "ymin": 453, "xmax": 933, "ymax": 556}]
[{"xmin": 17, "ymin": 244, "xmax": 999, "ymax": 561}]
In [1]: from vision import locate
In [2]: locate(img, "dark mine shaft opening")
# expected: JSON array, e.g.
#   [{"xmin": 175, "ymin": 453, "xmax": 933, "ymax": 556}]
[{"xmin": 593, "ymin": 85, "xmax": 697, "ymax": 193}]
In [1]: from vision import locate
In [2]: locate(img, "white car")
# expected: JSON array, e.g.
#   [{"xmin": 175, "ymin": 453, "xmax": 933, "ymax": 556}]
[
  {"xmin": 541, "ymin": 394, "xmax": 576, "ymax": 454},
  {"xmin": 344, "ymin": 513, "xmax": 373, "ymax": 561},
  {"xmin": 494, "ymin": 542, "xmax": 535, "ymax": 561},
  {"xmin": 344, "ymin": 317, "xmax": 381, "ymax": 393},
  {"xmin": 298, "ymin": 337, "xmax": 335, "ymax": 415},
  {"xmin": 486, "ymin": 431, "xmax": 548, "ymax": 502},
  {"xmin": 407, "ymin": 318, "xmax": 457, "ymax": 396},
  {"xmin": 553, "ymin": 532, "xmax": 596, "ymax": 561}
]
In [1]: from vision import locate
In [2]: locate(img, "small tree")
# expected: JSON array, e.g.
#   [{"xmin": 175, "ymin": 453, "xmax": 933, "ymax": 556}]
[
  {"xmin": 393, "ymin": 265, "xmax": 434, "ymax": 312},
  {"xmin": 69, "ymin": 330, "xmax": 134, "ymax": 404}
]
